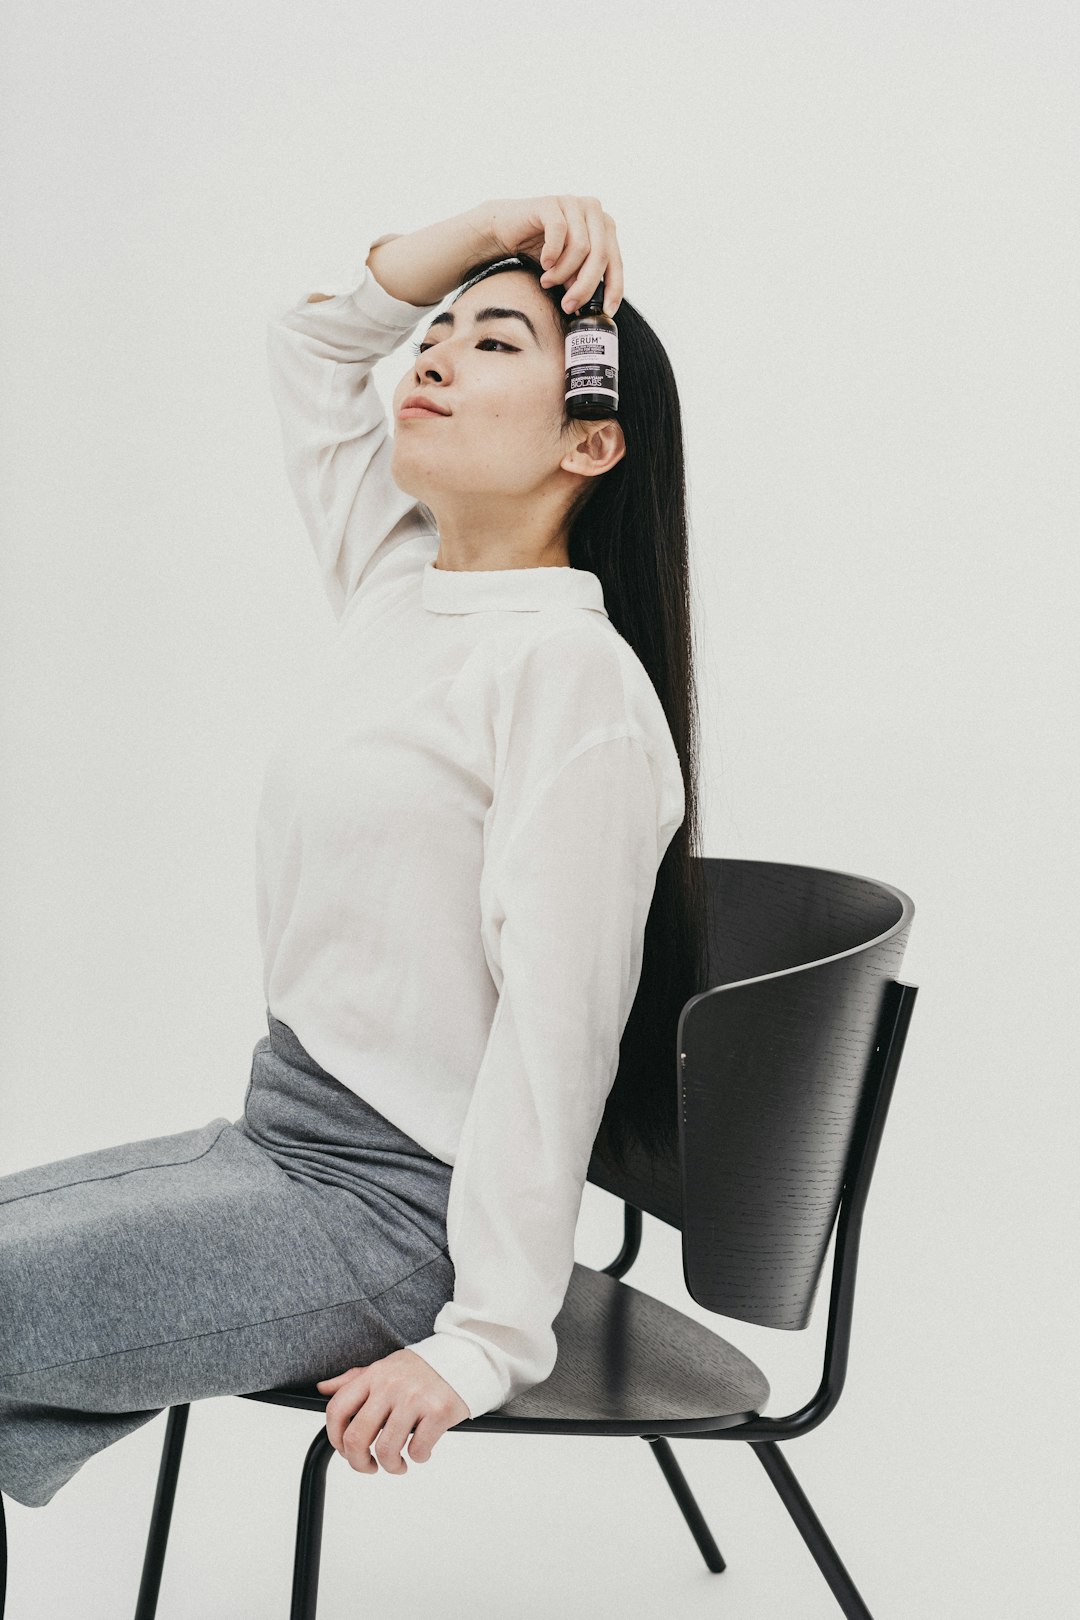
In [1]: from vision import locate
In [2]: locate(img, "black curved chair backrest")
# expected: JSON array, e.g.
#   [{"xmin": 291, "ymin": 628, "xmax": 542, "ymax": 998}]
[{"xmin": 586, "ymin": 857, "xmax": 914, "ymax": 1331}]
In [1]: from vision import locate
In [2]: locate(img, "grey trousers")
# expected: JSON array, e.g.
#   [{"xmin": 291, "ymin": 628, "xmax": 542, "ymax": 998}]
[{"xmin": 0, "ymin": 1011, "xmax": 456, "ymax": 1508}]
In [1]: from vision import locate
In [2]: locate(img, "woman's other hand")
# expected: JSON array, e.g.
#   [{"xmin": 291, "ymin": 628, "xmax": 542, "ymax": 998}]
[
  {"xmin": 316, "ymin": 1348, "xmax": 470, "ymax": 1474},
  {"xmin": 470, "ymin": 194, "xmax": 624, "ymax": 319}
]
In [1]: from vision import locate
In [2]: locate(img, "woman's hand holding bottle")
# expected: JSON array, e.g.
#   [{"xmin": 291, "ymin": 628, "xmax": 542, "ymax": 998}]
[{"xmin": 365, "ymin": 194, "xmax": 623, "ymax": 318}]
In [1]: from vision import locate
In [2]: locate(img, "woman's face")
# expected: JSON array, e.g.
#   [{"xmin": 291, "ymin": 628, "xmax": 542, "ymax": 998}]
[{"xmin": 390, "ymin": 269, "xmax": 615, "ymax": 515}]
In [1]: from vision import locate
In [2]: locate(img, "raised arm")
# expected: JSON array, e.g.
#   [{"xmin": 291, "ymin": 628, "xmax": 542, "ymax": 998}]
[{"xmin": 265, "ymin": 207, "xmax": 496, "ymax": 619}]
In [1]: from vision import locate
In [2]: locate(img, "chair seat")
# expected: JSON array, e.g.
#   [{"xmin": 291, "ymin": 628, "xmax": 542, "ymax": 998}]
[
  {"xmin": 493, "ymin": 1261, "xmax": 770, "ymax": 1427},
  {"xmin": 248, "ymin": 1261, "xmax": 770, "ymax": 1433}
]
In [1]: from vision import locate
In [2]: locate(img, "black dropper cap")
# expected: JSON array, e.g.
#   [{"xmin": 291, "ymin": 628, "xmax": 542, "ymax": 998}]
[{"xmin": 578, "ymin": 278, "xmax": 606, "ymax": 316}]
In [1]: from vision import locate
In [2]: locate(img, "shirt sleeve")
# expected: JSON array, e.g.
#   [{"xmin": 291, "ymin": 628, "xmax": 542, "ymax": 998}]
[
  {"xmin": 265, "ymin": 239, "xmax": 443, "ymax": 620},
  {"xmin": 404, "ymin": 729, "xmax": 685, "ymax": 1420}
]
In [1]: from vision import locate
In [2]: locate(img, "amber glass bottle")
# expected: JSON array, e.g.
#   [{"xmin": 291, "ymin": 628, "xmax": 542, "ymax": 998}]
[{"xmin": 564, "ymin": 278, "xmax": 619, "ymax": 418}]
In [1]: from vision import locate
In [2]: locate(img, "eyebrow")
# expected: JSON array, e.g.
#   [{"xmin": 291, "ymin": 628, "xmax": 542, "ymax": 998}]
[{"xmin": 424, "ymin": 305, "xmax": 541, "ymax": 346}]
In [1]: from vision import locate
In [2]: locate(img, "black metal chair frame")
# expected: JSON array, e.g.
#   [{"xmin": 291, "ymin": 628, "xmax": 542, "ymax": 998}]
[{"xmin": 132, "ymin": 860, "xmax": 917, "ymax": 1620}]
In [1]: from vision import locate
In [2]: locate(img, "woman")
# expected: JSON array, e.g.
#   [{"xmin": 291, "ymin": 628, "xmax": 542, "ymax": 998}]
[{"xmin": 0, "ymin": 195, "xmax": 709, "ymax": 1541}]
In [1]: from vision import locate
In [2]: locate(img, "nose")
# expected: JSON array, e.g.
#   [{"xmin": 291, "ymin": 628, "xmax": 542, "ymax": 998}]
[{"xmin": 418, "ymin": 351, "xmax": 447, "ymax": 382}]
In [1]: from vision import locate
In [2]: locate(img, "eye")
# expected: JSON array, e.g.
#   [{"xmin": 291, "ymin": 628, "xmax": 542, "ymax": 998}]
[{"xmin": 410, "ymin": 338, "xmax": 518, "ymax": 355}]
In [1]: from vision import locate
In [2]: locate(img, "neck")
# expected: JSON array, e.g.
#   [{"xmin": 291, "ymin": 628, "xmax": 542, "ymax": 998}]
[{"xmin": 425, "ymin": 499, "xmax": 571, "ymax": 573}]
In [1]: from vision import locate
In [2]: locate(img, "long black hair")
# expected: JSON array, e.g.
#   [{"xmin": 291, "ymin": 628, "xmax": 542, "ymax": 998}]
[{"xmin": 453, "ymin": 251, "xmax": 711, "ymax": 1177}]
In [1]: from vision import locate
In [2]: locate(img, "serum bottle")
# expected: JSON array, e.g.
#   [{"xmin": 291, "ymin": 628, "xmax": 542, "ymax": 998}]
[{"xmin": 564, "ymin": 278, "xmax": 619, "ymax": 418}]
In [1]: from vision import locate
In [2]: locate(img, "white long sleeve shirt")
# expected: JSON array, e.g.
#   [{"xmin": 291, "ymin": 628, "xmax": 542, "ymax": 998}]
[{"xmin": 259, "ymin": 252, "xmax": 686, "ymax": 1421}]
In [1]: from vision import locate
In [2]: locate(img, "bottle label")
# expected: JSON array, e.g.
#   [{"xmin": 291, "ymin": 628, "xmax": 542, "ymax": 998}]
[{"xmin": 564, "ymin": 328, "xmax": 619, "ymax": 402}]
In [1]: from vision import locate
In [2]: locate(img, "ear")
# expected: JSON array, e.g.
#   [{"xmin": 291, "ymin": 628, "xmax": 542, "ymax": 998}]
[{"xmin": 561, "ymin": 418, "xmax": 626, "ymax": 479}]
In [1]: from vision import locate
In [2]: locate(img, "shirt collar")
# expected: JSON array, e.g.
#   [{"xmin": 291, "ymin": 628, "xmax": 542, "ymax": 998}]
[{"xmin": 421, "ymin": 559, "xmax": 608, "ymax": 617}]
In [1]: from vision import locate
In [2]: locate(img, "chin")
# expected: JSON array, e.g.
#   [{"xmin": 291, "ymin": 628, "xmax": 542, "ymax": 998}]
[{"xmin": 388, "ymin": 448, "xmax": 427, "ymax": 501}]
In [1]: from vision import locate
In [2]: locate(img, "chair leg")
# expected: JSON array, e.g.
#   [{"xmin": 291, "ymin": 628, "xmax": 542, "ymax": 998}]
[
  {"xmin": 643, "ymin": 1436, "xmax": 726, "ymax": 1573},
  {"xmin": 134, "ymin": 1404, "xmax": 190, "ymax": 1620},
  {"xmin": 751, "ymin": 1440, "xmax": 874, "ymax": 1620},
  {"xmin": 289, "ymin": 1428, "xmax": 336, "ymax": 1620}
]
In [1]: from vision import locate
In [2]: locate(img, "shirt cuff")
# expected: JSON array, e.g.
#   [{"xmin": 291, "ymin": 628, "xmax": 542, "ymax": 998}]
[
  {"xmin": 346, "ymin": 261, "xmax": 444, "ymax": 330},
  {"xmin": 270, "ymin": 260, "xmax": 442, "ymax": 332},
  {"xmin": 405, "ymin": 1332, "xmax": 510, "ymax": 1422}
]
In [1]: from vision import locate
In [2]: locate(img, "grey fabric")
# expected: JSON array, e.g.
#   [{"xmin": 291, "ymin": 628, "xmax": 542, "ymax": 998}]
[{"xmin": 0, "ymin": 1011, "xmax": 455, "ymax": 1507}]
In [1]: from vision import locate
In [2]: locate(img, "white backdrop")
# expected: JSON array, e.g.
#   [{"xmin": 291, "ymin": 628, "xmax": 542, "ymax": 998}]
[{"xmin": 1, "ymin": 2, "xmax": 1076, "ymax": 1616}]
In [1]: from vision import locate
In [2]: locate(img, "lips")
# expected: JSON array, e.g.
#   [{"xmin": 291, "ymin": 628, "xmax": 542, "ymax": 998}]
[{"xmin": 399, "ymin": 393, "xmax": 451, "ymax": 419}]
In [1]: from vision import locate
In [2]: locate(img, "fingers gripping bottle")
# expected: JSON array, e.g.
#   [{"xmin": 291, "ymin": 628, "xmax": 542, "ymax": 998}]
[{"xmin": 564, "ymin": 279, "xmax": 619, "ymax": 418}]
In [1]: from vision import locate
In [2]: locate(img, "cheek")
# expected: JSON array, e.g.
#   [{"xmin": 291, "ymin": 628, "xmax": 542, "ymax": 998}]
[{"xmin": 482, "ymin": 381, "xmax": 564, "ymax": 444}]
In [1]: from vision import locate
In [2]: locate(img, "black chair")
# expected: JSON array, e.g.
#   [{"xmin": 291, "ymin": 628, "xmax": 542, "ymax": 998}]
[{"xmin": 134, "ymin": 857, "xmax": 917, "ymax": 1620}]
